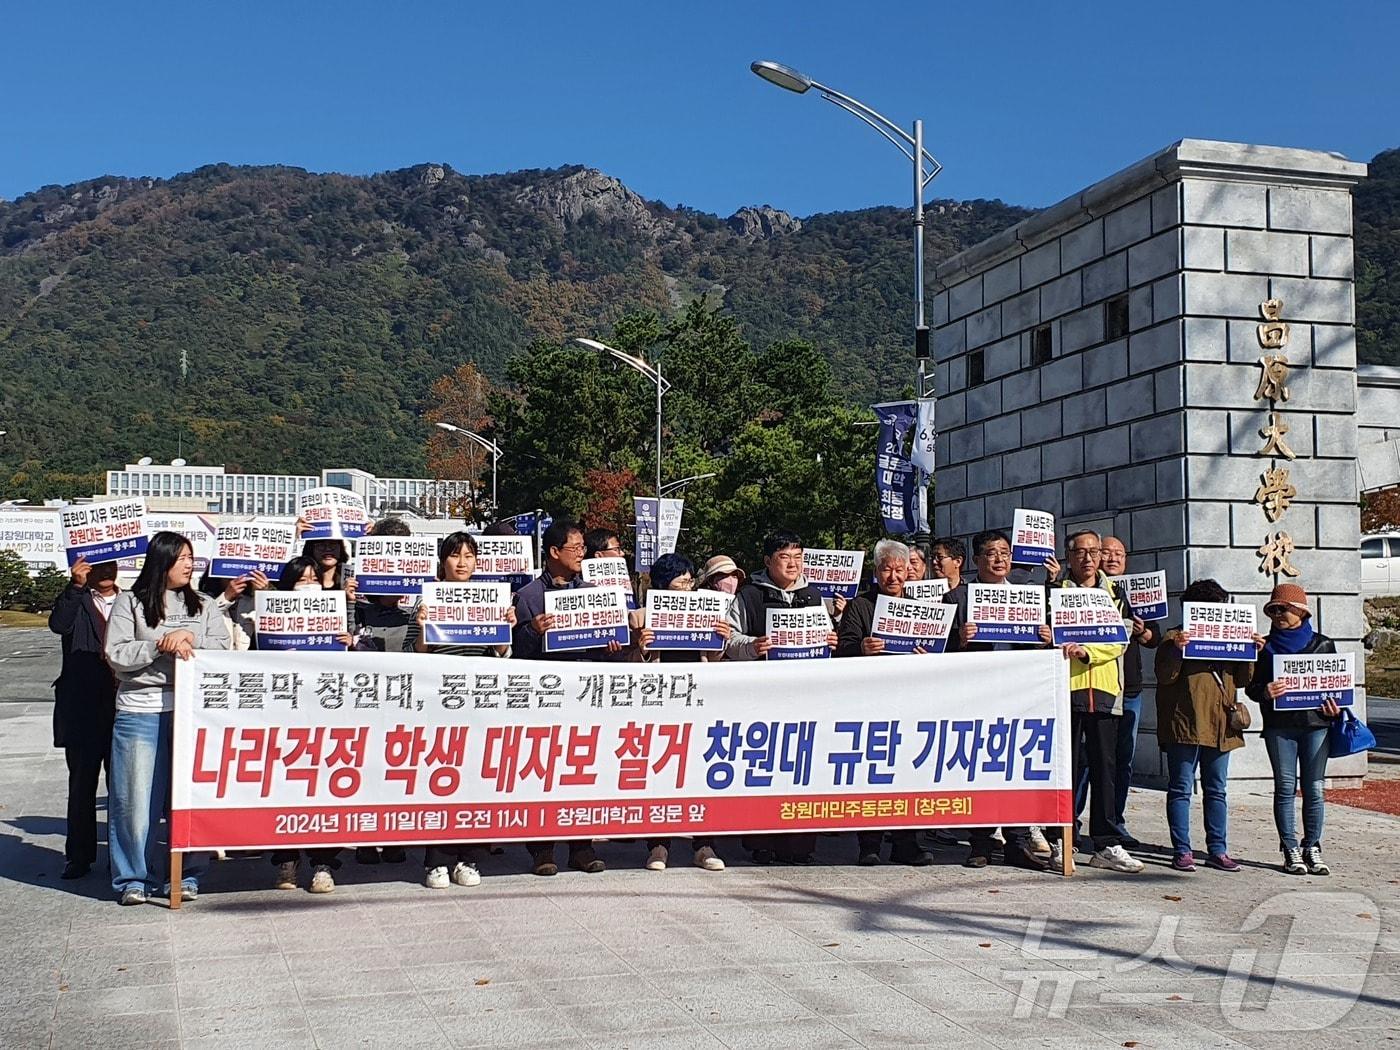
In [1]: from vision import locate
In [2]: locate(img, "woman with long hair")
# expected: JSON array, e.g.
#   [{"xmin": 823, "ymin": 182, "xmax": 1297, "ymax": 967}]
[
  {"xmin": 404, "ymin": 532, "xmax": 515, "ymax": 889},
  {"xmin": 104, "ymin": 531, "xmax": 231, "ymax": 905}
]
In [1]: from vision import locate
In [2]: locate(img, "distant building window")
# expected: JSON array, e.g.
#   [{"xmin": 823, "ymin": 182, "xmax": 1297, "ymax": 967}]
[
  {"xmin": 1105, "ymin": 293, "xmax": 1130, "ymax": 341},
  {"xmin": 1031, "ymin": 324, "xmax": 1053, "ymax": 366},
  {"xmin": 968, "ymin": 349, "xmax": 985, "ymax": 387}
]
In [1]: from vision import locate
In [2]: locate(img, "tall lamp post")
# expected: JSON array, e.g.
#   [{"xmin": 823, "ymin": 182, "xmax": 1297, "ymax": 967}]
[
  {"xmin": 750, "ymin": 60, "xmax": 942, "ymax": 399},
  {"xmin": 574, "ymin": 337, "xmax": 671, "ymax": 497},
  {"xmin": 435, "ymin": 422, "xmax": 502, "ymax": 513}
]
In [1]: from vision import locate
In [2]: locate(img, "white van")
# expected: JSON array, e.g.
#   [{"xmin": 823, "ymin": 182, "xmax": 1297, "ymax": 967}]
[{"xmin": 1361, "ymin": 532, "xmax": 1400, "ymax": 598}]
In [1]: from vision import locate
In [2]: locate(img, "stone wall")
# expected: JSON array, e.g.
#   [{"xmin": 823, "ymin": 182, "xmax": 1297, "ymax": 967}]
[{"xmin": 929, "ymin": 140, "xmax": 1369, "ymax": 783}]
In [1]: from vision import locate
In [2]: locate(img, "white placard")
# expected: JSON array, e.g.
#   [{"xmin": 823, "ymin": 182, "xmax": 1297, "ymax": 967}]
[
  {"xmin": 1049, "ymin": 588, "xmax": 1130, "ymax": 645},
  {"xmin": 1011, "ymin": 508, "xmax": 1056, "ymax": 566},
  {"xmin": 766, "ymin": 605, "xmax": 833, "ymax": 660},
  {"xmin": 210, "ymin": 522, "xmax": 297, "ymax": 578},
  {"xmin": 1108, "ymin": 571, "xmax": 1169, "ymax": 621},
  {"xmin": 420, "ymin": 581, "xmax": 512, "ymax": 646},
  {"xmin": 296, "ymin": 487, "xmax": 369, "ymax": 541},
  {"xmin": 544, "ymin": 585, "xmax": 630, "ymax": 652},
  {"xmin": 1182, "ymin": 602, "xmax": 1257, "ymax": 661},
  {"xmin": 254, "ymin": 590, "xmax": 348, "ymax": 651},
  {"xmin": 967, "ymin": 582, "xmax": 1046, "ymax": 644},
  {"xmin": 0, "ymin": 509, "xmax": 65, "ymax": 572},
  {"xmin": 903, "ymin": 578, "xmax": 949, "ymax": 602},
  {"xmin": 352, "ymin": 537, "xmax": 438, "ymax": 595},
  {"xmin": 802, "ymin": 549, "xmax": 866, "ymax": 600},
  {"xmin": 61, "ymin": 498, "xmax": 148, "ymax": 567},
  {"xmin": 872, "ymin": 594, "xmax": 956, "ymax": 653},
  {"xmin": 644, "ymin": 588, "xmax": 731, "ymax": 651}
]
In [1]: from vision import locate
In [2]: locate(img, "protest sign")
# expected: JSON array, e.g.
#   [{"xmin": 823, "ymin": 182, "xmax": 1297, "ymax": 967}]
[
  {"xmin": 117, "ymin": 513, "xmax": 217, "ymax": 576},
  {"xmin": 544, "ymin": 585, "xmax": 630, "ymax": 653},
  {"xmin": 1049, "ymin": 589, "xmax": 1131, "ymax": 645},
  {"xmin": 874, "ymin": 400, "xmax": 919, "ymax": 535},
  {"xmin": 903, "ymin": 578, "xmax": 949, "ymax": 602},
  {"xmin": 766, "ymin": 606, "xmax": 833, "ymax": 661},
  {"xmin": 802, "ymin": 549, "xmax": 866, "ymax": 601},
  {"xmin": 0, "ymin": 509, "xmax": 65, "ymax": 572},
  {"xmin": 296, "ymin": 487, "xmax": 369, "ymax": 540},
  {"xmin": 352, "ymin": 537, "xmax": 438, "ymax": 596},
  {"xmin": 1011, "ymin": 508, "xmax": 1056, "ymax": 566},
  {"xmin": 967, "ymin": 582, "xmax": 1046, "ymax": 644},
  {"xmin": 254, "ymin": 591, "xmax": 348, "ymax": 652},
  {"xmin": 420, "ymin": 582, "xmax": 512, "ymax": 646},
  {"xmin": 1182, "ymin": 602, "xmax": 1258, "ymax": 661},
  {"xmin": 210, "ymin": 522, "xmax": 297, "ymax": 578},
  {"xmin": 473, "ymin": 535, "xmax": 535, "ymax": 591},
  {"xmin": 634, "ymin": 497, "xmax": 683, "ymax": 575},
  {"xmin": 171, "ymin": 648, "xmax": 1073, "ymax": 850},
  {"xmin": 644, "ymin": 588, "xmax": 731, "ymax": 652},
  {"xmin": 1272, "ymin": 652, "xmax": 1356, "ymax": 710},
  {"xmin": 1109, "ymin": 571, "xmax": 1169, "ymax": 621},
  {"xmin": 872, "ymin": 595, "xmax": 956, "ymax": 653},
  {"xmin": 61, "ymin": 499, "xmax": 148, "ymax": 567},
  {"xmin": 581, "ymin": 557, "xmax": 638, "ymax": 609}
]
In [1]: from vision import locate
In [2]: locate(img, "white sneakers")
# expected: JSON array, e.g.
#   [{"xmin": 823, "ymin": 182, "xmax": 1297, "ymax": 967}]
[
  {"xmin": 426, "ymin": 862, "xmax": 482, "ymax": 888},
  {"xmin": 1048, "ymin": 839, "xmax": 1075, "ymax": 875},
  {"xmin": 309, "ymin": 865, "xmax": 335, "ymax": 893},
  {"xmin": 1090, "ymin": 844, "xmax": 1145, "ymax": 873},
  {"xmin": 1026, "ymin": 827, "xmax": 1051, "ymax": 856}
]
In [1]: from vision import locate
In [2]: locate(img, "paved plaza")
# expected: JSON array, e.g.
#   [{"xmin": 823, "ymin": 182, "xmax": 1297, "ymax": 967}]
[{"xmin": 1, "ymin": 627, "xmax": 1398, "ymax": 1049}]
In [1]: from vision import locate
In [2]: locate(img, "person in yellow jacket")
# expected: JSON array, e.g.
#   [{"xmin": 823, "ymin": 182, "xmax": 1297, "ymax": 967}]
[{"xmin": 1042, "ymin": 530, "xmax": 1143, "ymax": 874}]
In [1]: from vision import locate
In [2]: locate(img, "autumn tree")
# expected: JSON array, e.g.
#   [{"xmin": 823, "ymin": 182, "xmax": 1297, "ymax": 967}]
[{"xmin": 423, "ymin": 362, "xmax": 496, "ymax": 520}]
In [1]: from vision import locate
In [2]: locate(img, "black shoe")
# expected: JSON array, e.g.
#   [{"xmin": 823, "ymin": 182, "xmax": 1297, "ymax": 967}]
[
  {"xmin": 568, "ymin": 848, "xmax": 605, "ymax": 874},
  {"xmin": 751, "ymin": 849, "xmax": 774, "ymax": 866},
  {"xmin": 1120, "ymin": 834, "xmax": 1141, "ymax": 850},
  {"xmin": 963, "ymin": 851, "xmax": 991, "ymax": 869},
  {"xmin": 894, "ymin": 850, "xmax": 937, "ymax": 867},
  {"xmin": 777, "ymin": 852, "xmax": 815, "ymax": 866},
  {"xmin": 857, "ymin": 852, "xmax": 882, "ymax": 866},
  {"xmin": 380, "ymin": 847, "xmax": 407, "ymax": 864},
  {"xmin": 355, "ymin": 847, "xmax": 381, "ymax": 865},
  {"xmin": 61, "ymin": 860, "xmax": 91, "ymax": 880},
  {"xmin": 1004, "ymin": 844, "xmax": 1050, "ymax": 872}
]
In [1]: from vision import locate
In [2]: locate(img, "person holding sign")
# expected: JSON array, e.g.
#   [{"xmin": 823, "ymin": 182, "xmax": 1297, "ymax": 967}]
[
  {"xmin": 584, "ymin": 526, "xmax": 644, "ymax": 628},
  {"xmin": 835, "ymin": 539, "xmax": 937, "ymax": 868},
  {"xmin": 634, "ymin": 553, "xmax": 728, "ymax": 873},
  {"xmin": 511, "ymin": 520, "xmax": 613, "ymax": 876},
  {"xmin": 942, "ymin": 530, "xmax": 1050, "ymax": 872},
  {"xmin": 403, "ymin": 532, "xmax": 515, "ymax": 889},
  {"xmin": 1245, "ymin": 584, "xmax": 1341, "ymax": 877},
  {"xmin": 103, "ymin": 532, "xmax": 232, "ymax": 905},
  {"xmin": 1043, "ymin": 531, "xmax": 1142, "ymax": 875},
  {"xmin": 1155, "ymin": 579, "xmax": 1264, "ymax": 874}
]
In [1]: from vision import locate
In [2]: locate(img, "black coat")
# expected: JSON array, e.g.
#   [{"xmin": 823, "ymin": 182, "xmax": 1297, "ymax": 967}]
[
  {"xmin": 48, "ymin": 584, "xmax": 117, "ymax": 749},
  {"xmin": 1246, "ymin": 631, "xmax": 1339, "ymax": 731}
]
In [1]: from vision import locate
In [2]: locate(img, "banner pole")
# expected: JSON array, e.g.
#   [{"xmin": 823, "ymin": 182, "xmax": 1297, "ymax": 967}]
[
  {"xmin": 1060, "ymin": 825, "xmax": 1074, "ymax": 877},
  {"xmin": 169, "ymin": 850, "xmax": 183, "ymax": 910}
]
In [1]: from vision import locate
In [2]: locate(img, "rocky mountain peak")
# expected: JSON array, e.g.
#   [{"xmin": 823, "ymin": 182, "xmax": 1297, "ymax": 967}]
[{"xmin": 726, "ymin": 205, "xmax": 801, "ymax": 241}]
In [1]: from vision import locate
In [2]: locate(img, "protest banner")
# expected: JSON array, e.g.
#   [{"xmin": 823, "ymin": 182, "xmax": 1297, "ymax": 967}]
[
  {"xmin": 874, "ymin": 400, "xmax": 918, "ymax": 535},
  {"xmin": 1109, "ymin": 571, "xmax": 1169, "ymax": 621},
  {"xmin": 420, "ymin": 582, "xmax": 512, "ymax": 646},
  {"xmin": 296, "ymin": 487, "xmax": 369, "ymax": 541},
  {"xmin": 210, "ymin": 522, "xmax": 296, "ymax": 578},
  {"xmin": 254, "ymin": 591, "xmax": 349, "ymax": 652},
  {"xmin": 1182, "ymin": 602, "xmax": 1258, "ymax": 661},
  {"xmin": 903, "ymin": 578, "xmax": 949, "ymax": 602},
  {"xmin": 581, "ymin": 556, "xmax": 638, "ymax": 609},
  {"xmin": 169, "ymin": 648, "xmax": 1073, "ymax": 860},
  {"xmin": 802, "ymin": 549, "xmax": 866, "ymax": 601},
  {"xmin": 967, "ymin": 582, "xmax": 1046, "ymax": 644},
  {"xmin": 644, "ymin": 588, "xmax": 731, "ymax": 652},
  {"xmin": 61, "ymin": 499, "xmax": 148, "ymax": 567},
  {"xmin": 766, "ymin": 606, "xmax": 833, "ymax": 661},
  {"xmin": 544, "ymin": 586, "xmax": 629, "ymax": 653},
  {"xmin": 1011, "ymin": 508, "xmax": 1056, "ymax": 566},
  {"xmin": 352, "ymin": 537, "xmax": 438, "ymax": 596},
  {"xmin": 0, "ymin": 509, "xmax": 65, "ymax": 572},
  {"xmin": 117, "ymin": 513, "xmax": 217, "ymax": 576},
  {"xmin": 1049, "ymin": 589, "xmax": 1130, "ymax": 646},
  {"xmin": 871, "ymin": 595, "xmax": 956, "ymax": 653},
  {"xmin": 474, "ymin": 535, "xmax": 535, "ymax": 591},
  {"xmin": 1272, "ymin": 652, "xmax": 1356, "ymax": 710},
  {"xmin": 633, "ymin": 497, "xmax": 683, "ymax": 575}
]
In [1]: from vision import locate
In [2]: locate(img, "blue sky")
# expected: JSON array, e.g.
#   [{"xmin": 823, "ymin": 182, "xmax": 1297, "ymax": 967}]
[{"xmin": 2, "ymin": 1, "xmax": 1395, "ymax": 217}]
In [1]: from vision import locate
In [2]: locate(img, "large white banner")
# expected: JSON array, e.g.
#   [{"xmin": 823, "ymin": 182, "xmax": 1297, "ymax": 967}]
[
  {"xmin": 171, "ymin": 649, "xmax": 1072, "ymax": 850},
  {"xmin": 0, "ymin": 509, "xmax": 65, "ymax": 572}
]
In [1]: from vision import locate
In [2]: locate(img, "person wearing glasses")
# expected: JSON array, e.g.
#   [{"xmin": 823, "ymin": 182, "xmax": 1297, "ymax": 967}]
[
  {"xmin": 928, "ymin": 537, "xmax": 965, "ymax": 590},
  {"xmin": 511, "ymin": 519, "xmax": 618, "ymax": 876},
  {"xmin": 1246, "ymin": 583, "xmax": 1340, "ymax": 876},
  {"xmin": 1042, "ymin": 531, "xmax": 1140, "ymax": 875}
]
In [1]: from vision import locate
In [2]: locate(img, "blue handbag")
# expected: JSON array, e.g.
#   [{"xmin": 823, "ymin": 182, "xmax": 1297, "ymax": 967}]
[{"xmin": 1328, "ymin": 709, "xmax": 1377, "ymax": 758}]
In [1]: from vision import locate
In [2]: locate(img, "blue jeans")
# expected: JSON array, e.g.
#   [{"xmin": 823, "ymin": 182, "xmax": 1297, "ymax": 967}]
[
  {"xmin": 1263, "ymin": 727, "xmax": 1329, "ymax": 850},
  {"xmin": 1164, "ymin": 743, "xmax": 1231, "ymax": 857},
  {"xmin": 109, "ymin": 710, "xmax": 204, "ymax": 895}
]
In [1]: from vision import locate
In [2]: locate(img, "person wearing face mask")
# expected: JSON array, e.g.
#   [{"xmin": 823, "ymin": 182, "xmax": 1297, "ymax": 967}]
[
  {"xmin": 1245, "ymin": 583, "xmax": 1341, "ymax": 876},
  {"xmin": 696, "ymin": 554, "xmax": 747, "ymax": 598}
]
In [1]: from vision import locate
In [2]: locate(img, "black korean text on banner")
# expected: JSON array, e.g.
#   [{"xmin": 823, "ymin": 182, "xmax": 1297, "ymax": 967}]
[
  {"xmin": 544, "ymin": 586, "xmax": 630, "ymax": 653},
  {"xmin": 1273, "ymin": 652, "xmax": 1355, "ymax": 710},
  {"xmin": 967, "ymin": 583, "xmax": 1046, "ymax": 644},
  {"xmin": 1010, "ymin": 508, "xmax": 1056, "ymax": 567},
  {"xmin": 871, "ymin": 595, "xmax": 955, "ymax": 653},
  {"xmin": 1182, "ymin": 602, "xmax": 1258, "ymax": 661},
  {"xmin": 211, "ymin": 522, "xmax": 297, "ymax": 578},
  {"xmin": 903, "ymin": 578, "xmax": 949, "ymax": 602},
  {"xmin": 169, "ymin": 648, "xmax": 1073, "ymax": 849},
  {"xmin": 802, "ymin": 549, "xmax": 866, "ymax": 601},
  {"xmin": 0, "ymin": 509, "xmax": 66, "ymax": 572},
  {"xmin": 353, "ymin": 537, "xmax": 438, "ymax": 596},
  {"xmin": 420, "ymin": 582, "xmax": 512, "ymax": 647},
  {"xmin": 61, "ymin": 498, "xmax": 148, "ymax": 567},
  {"xmin": 581, "ymin": 556, "xmax": 637, "ymax": 610},
  {"xmin": 254, "ymin": 590, "xmax": 349, "ymax": 652},
  {"xmin": 296, "ymin": 487, "xmax": 369, "ymax": 541},
  {"xmin": 1108, "ymin": 571, "xmax": 1169, "ymax": 621},
  {"xmin": 644, "ymin": 588, "xmax": 732, "ymax": 652},
  {"xmin": 1049, "ymin": 589, "xmax": 1130, "ymax": 646},
  {"xmin": 473, "ymin": 535, "xmax": 535, "ymax": 591},
  {"xmin": 766, "ymin": 606, "xmax": 832, "ymax": 661}
]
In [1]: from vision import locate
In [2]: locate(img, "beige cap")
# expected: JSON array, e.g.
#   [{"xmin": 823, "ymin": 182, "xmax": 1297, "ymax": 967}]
[{"xmin": 697, "ymin": 554, "xmax": 747, "ymax": 588}]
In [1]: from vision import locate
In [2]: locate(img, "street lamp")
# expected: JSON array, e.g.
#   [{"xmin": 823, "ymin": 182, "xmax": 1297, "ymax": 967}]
[
  {"xmin": 574, "ymin": 337, "xmax": 671, "ymax": 497},
  {"xmin": 659, "ymin": 472, "xmax": 716, "ymax": 497},
  {"xmin": 435, "ymin": 422, "xmax": 502, "ymax": 512},
  {"xmin": 750, "ymin": 60, "xmax": 942, "ymax": 398}
]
